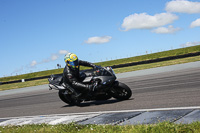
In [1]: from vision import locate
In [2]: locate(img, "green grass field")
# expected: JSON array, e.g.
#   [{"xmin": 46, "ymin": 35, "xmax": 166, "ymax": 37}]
[
  {"xmin": 0, "ymin": 45, "xmax": 200, "ymax": 91},
  {"xmin": 1, "ymin": 46, "xmax": 200, "ymax": 131},
  {"xmin": 1, "ymin": 55, "xmax": 200, "ymax": 91},
  {"xmin": 1, "ymin": 45, "xmax": 200, "ymax": 82},
  {"xmin": 1, "ymin": 122, "xmax": 200, "ymax": 133}
]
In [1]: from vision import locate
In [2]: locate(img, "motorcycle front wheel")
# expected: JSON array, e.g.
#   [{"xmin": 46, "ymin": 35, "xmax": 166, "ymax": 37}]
[{"xmin": 112, "ymin": 82, "xmax": 132, "ymax": 100}]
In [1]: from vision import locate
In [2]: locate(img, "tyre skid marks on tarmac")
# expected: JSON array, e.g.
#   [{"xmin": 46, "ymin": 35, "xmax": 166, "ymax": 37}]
[
  {"xmin": 130, "ymin": 80, "xmax": 200, "ymax": 92},
  {"xmin": 1, "ymin": 107, "xmax": 200, "ymax": 126},
  {"xmin": 129, "ymin": 79, "xmax": 200, "ymax": 90},
  {"xmin": 124, "ymin": 71, "xmax": 200, "ymax": 88}
]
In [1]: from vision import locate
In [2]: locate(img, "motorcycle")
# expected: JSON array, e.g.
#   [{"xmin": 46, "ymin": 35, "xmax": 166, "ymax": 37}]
[{"xmin": 48, "ymin": 66, "xmax": 132, "ymax": 106}]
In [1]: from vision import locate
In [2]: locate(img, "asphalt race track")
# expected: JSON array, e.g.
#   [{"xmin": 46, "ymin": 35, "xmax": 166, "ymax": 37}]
[{"xmin": 0, "ymin": 61, "xmax": 200, "ymax": 125}]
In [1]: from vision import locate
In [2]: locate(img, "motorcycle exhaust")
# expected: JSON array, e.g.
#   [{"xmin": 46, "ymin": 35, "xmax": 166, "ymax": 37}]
[{"xmin": 49, "ymin": 84, "xmax": 65, "ymax": 90}]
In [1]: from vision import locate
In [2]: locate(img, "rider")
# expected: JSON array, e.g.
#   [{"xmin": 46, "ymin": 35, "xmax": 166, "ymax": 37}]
[{"xmin": 63, "ymin": 53, "xmax": 100, "ymax": 97}]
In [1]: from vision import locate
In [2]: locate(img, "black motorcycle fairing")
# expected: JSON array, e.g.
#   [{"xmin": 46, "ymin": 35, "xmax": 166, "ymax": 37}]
[{"xmin": 48, "ymin": 66, "xmax": 132, "ymax": 105}]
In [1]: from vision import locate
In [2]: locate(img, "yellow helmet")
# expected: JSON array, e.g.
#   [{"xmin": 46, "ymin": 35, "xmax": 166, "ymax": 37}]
[{"xmin": 64, "ymin": 53, "xmax": 79, "ymax": 68}]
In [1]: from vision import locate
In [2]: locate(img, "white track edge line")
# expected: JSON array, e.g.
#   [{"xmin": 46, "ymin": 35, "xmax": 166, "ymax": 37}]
[{"xmin": 1, "ymin": 106, "xmax": 200, "ymax": 120}]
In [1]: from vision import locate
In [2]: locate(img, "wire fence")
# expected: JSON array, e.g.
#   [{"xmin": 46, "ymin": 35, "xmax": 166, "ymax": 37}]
[{"xmin": 1, "ymin": 51, "xmax": 200, "ymax": 85}]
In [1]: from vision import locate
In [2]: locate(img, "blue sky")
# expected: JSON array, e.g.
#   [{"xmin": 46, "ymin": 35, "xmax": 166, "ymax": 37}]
[{"xmin": 0, "ymin": 0, "xmax": 200, "ymax": 77}]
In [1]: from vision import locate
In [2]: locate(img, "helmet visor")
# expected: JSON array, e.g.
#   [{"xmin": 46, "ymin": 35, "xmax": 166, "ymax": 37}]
[{"xmin": 69, "ymin": 60, "xmax": 79, "ymax": 68}]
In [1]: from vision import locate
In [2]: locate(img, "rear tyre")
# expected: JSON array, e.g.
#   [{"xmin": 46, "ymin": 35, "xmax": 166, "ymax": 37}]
[
  {"xmin": 58, "ymin": 90, "xmax": 75, "ymax": 105},
  {"xmin": 112, "ymin": 82, "xmax": 132, "ymax": 100}
]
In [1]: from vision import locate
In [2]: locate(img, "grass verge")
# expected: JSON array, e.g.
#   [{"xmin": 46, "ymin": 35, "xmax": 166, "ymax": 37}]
[
  {"xmin": 1, "ymin": 45, "xmax": 200, "ymax": 82},
  {"xmin": 0, "ymin": 55, "xmax": 200, "ymax": 91},
  {"xmin": 114, "ymin": 54, "xmax": 200, "ymax": 73},
  {"xmin": 0, "ymin": 122, "xmax": 200, "ymax": 133},
  {"xmin": 0, "ymin": 79, "xmax": 48, "ymax": 91}
]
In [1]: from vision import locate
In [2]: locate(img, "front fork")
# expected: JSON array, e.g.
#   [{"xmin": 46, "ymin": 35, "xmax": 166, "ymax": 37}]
[
  {"xmin": 109, "ymin": 81, "xmax": 119, "ymax": 95},
  {"xmin": 113, "ymin": 81, "xmax": 119, "ymax": 87}
]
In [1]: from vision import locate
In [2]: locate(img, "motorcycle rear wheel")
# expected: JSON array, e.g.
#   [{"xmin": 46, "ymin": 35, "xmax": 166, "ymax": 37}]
[
  {"xmin": 58, "ymin": 90, "xmax": 76, "ymax": 105},
  {"xmin": 112, "ymin": 82, "xmax": 132, "ymax": 100}
]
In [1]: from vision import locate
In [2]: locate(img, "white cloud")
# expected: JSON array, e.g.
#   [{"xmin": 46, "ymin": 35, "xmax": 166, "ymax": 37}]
[
  {"xmin": 30, "ymin": 60, "xmax": 37, "ymax": 67},
  {"xmin": 121, "ymin": 13, "xmax": 178, "ymax": 31},
  {"xmin": 151, "ymin": 25, "xmax": 181, "ymax": 34},
  {"xmin": 28, "ymin": 50, "xmax": 68, "ymax": 68},
  {"xmin": 181, "ymin": 41, "xmax": 200, "ymax": 47},
  {"xmin": 166, "ymin": 0, "xmax": 200, "ymax": 14},
  {"xmin": 85, "ymin": 36, "xmax": 112, "ymax": 44},
  {"xmin": 59, "ymin": 50, "xmax": 69, "ymax": 55},
  {"xmin": 51, "ymin": 54, "xmax": 59, "ymax": 61},
  {"xmin": 42, "ymin": 58, "xmax": 51, "ymax": 63},
  {"xmin": 190, "ymin": 18, "xmax": 200, "ymax": 28}
]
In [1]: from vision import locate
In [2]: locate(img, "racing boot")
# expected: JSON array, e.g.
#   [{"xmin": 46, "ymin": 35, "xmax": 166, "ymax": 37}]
[{"xmin": 63, "ymin": 83, "xmax": 82, "ymax": 98}]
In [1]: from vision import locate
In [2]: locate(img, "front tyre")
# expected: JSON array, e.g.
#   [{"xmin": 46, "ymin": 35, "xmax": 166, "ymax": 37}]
[{"xmin": 112, "ymin": 82, "xmax": 132, "ymax": 100}]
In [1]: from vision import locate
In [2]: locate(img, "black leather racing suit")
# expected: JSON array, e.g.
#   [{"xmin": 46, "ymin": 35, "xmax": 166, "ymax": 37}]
[{"xmin": 63, "ymin": 60, "xmax": 96, "ymax": 92}]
